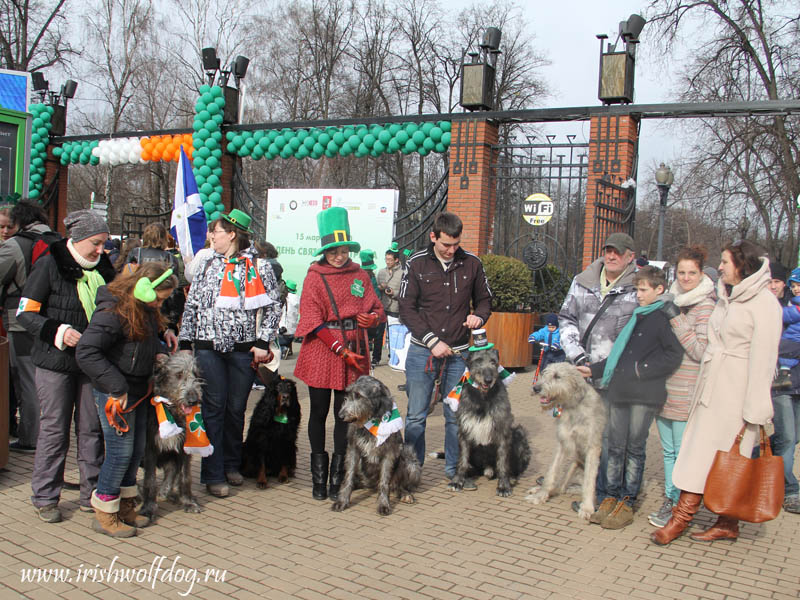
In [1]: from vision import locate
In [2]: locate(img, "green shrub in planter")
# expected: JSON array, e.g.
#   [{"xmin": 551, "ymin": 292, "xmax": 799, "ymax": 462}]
[{"xmin": 480, "ymin": 254, "xmax": 532, "ymax": 313}]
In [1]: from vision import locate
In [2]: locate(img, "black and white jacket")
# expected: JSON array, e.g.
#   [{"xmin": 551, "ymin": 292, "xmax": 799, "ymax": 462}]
[{"xmin": 178, "ymin": 246, "xmax": 281, "ymax": 353}]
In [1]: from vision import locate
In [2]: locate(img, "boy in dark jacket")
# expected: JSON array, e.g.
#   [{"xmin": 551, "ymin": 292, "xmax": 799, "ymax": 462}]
[{"xmin": 577, "ymin": 266, "xmax": 683, "ymax": 529}]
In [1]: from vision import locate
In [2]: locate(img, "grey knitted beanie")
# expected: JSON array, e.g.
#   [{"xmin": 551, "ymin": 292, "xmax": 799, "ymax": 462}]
[{"xmin": 64, "ymin": 210, "xmax": 109, "ymax": 242}]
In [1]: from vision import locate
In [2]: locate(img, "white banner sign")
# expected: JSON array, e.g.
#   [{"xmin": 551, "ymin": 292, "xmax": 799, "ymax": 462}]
[{"xmin": 266, "ymin": 188, "xmax": 398, "ymax": 294}]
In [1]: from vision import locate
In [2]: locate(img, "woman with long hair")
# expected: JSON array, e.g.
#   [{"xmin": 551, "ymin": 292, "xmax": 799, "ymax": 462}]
[
  {"xmin": 651, "ymin": 240, "xmax": 781, "ymax": 545},
  {"xmin": 178, "ymin": 209, "xmax": 281, "ymax": 498},
  {"xmin": 17, "ymin": 210, "xmax": 115, "ymax": 523},
  {"xmin": 294, "ymin": 207, "xmax": 385, "ymax": 501},
  {"xmin": 648, "ymin": 245, "xmax": 717, "ymax": 527},
  {"xmin": 76, "ymin": 262, "xmax": 177, "ymax": 537}
]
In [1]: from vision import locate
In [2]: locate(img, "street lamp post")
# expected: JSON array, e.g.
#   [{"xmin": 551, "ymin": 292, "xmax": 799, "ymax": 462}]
[{"xmin": 655, "ymin": 163, "xmax": 674, "ymax": 261}]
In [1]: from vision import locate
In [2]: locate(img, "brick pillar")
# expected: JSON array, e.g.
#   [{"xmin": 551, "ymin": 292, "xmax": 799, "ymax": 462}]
[
  {"xmin": 44, "ymin": 146, "xmax": 69, "ymax": 236},
  {"xmin": 447, "ymin": 119, "xmax": 498, "ymax": 255},
  {"xmin": 582, "ymin": 114, "xmax": 639, "ymax": 268},
  {"xmin": 220, "ymin": 153, "xmax": 238, "ymax": 213}
]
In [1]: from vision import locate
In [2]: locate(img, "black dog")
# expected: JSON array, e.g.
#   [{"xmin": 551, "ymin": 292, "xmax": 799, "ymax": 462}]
[
  {"xmin": 332, "ymin": 376, "xmax": 421, "ymax": 515},
  {"xmin": 241, "ymin": 376, "xmax": 301, "ymax": 488},
  {"xmin": 141, "ymin": 353, "xmax": 204, "ymax": 522},
  {"xmin": 449, "ymin": 347, "xmax": 531, "ymax": 497}
]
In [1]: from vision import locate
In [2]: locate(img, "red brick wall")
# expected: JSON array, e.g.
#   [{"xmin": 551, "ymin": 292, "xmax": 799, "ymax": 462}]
[
  {"xmin": 44, "ymin": 146, "xmax": 69, "ymax": 236},
  {"xmin": 447, "ymin": 119, "xmax": 499, "ymax": 255}
]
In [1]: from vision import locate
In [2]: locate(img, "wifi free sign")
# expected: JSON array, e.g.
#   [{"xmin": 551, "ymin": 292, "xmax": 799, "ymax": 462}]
[{"xmin": 522, "ymin": 193, "xmax": 554, "ymax": 226}]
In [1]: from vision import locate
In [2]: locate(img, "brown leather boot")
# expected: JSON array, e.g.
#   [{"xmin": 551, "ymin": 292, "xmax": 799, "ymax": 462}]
[
  {"xmin": 650, "ymin": 491, "xmax": 703, "ymax": 546},
  {"xmin": 689, "ymin": 515, "xmax": 739, "ymax": 542},
  {"xmin": 91, "ymin": 491, "xmax": 136, "ymax": 538},
  {"xmin": 118, "ymin": 486, "xmax": 150, "ymax": 528}
]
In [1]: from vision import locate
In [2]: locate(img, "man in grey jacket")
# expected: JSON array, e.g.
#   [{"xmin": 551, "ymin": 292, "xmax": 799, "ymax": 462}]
[
  {"xmin": 559, "ymin": 232, "xmax": 638, "ymax": 513},
  {"xmin": 0, "ymin": 201, "xmax": 56, "ymax": 452}
]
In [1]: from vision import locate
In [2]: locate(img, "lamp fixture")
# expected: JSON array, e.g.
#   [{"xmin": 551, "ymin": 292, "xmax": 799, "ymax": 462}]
[
  {"xmin": 596, "ymin": 13, "xmax": 646, "ymax": 104},
  {"xmin": 459, "ymin": 26, "xmax": 502, "ymax": 111}
]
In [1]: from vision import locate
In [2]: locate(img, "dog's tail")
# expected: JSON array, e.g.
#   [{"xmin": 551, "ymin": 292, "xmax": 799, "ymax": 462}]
[{"xmin": 509, "ymin": 425, "xmax": 532, "ymax": 478}]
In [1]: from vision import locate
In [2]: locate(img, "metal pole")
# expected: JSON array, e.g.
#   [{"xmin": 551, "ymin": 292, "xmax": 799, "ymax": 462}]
[{"xmin": 656, "ymin": 184, "xmax": 669, "ymax": 261}]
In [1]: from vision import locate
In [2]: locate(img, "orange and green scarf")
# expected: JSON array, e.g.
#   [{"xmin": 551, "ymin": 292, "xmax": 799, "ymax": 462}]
[{"xmin": 216, "ymin": 256, "xmax": 270, "ymax": 310}]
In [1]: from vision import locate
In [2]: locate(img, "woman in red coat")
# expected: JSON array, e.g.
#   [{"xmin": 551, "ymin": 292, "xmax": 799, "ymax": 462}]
[{"xmin": 294, "ymin": 207, "xmax": 385, "ymax": 501}]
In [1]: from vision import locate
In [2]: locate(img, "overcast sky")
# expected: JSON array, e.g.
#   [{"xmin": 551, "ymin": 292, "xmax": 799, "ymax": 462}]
[{"xmin": 443, "ymin": 0, "xmax": 686, "ymax": 199}]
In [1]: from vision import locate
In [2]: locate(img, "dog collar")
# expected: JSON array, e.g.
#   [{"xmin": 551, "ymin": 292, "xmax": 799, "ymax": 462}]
[
  {"xmin": 443, "ymin": 367, "xmax": 516, "ymax": 413},
  {"xmin": 364, "ymin": 402, "xmax": 403, "ymax": 446},
  {"xmin": 552, "ymin": 405, "xmax": 562, "ymax": 418},
  {"xmin": 273, "ymin": 414, "xmax": 289, "ymax": 424}
]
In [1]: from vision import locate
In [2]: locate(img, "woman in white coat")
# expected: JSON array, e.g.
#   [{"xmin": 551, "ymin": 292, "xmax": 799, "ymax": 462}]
[{"xmin": 651, "ymin": 240, "xmax": 781, "ymax": 545}]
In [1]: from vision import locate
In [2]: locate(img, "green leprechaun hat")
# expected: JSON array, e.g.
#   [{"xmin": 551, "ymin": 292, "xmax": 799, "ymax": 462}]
[
  {"xmin": 222, "ymin": 208, "xmax": 253, "ymax": 233},
  {"xmin": 360, "ymin": 249, "xmax": 377, "ymax": 270},
  {"xmin": 313, "ymin": 207, "xmax": 361, "ymax": 256},
  {"xmin": 468, "ymin": 328, "xmax": 494, "ymax": 351},
  {"xmin": 388, "ymin": 241, "xmax": 399, "ymax": 253},
  {"xmin": 285, "ymin": 279, "xmax": 298, "ymax": 293}
]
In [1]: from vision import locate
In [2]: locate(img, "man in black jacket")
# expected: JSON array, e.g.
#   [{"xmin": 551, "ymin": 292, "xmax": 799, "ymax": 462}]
[{"xmin": 398, "ymin": 212, "xmax": 492, "ymax": 480}]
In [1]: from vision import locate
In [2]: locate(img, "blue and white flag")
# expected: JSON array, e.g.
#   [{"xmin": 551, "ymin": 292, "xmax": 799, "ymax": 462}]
[{"xmin": 170, "ymin": 147, "xmax": 207, "ymax": 262}]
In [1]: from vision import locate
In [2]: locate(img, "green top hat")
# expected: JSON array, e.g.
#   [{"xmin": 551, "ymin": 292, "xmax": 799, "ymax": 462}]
[
  {"xmin": 222, "ymin": 208, "xmax": 253, "ymax": 233},
  {"xmin": 359, "ymin": 249, "xmax": 377, "ymax": 270},
  {"xmin": 285, "ymin": 279, "xmax": 297, "ymax": 293},
  {"xmin": 468, "ymin": 328, "xmax": 495, "ymax": 351},
  {"xmin": 387, "ymin": 242, "xmax": 399, "ymax": 253},
  {"xmin": 313, "ymin": 207, "xmax": 361, "ymax": 257}
]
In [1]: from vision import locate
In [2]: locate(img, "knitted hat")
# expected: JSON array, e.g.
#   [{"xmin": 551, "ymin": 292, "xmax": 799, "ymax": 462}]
[
  {"xmin": 313, "ymin": 207, "xmax": 360, "ymax": 257},
  {"xmin": 222, "ymin": 208, "xmax": 253, "ymax": 233},
  {"xmin": 769, "ymin": 261, "xmax": 788, "ymax": 282},
  {"xmin": 360, "ymin": 249, "xmax": 377, "ymax": 270},
  {"xmin": 544, "ymin": 313, "xmax": 558, "ymax": 327},
  {"xmin": 64, "ymin": 209, "xmax": 109, "ymax": 242},
  {"xmin": 285, "ymin": 279, "xmax": 297, "ymax": 293},
  {"xmin": 789, "ymin": 267, "xmax": 800, "ymax": 285}
]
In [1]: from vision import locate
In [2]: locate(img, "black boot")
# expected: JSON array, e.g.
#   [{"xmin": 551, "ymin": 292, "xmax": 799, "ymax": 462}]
[
  {"xmin": 329, "ymin": 454, "xmax": 346, "ymax": 501},
  {"xmin": 311, "ymin": 452, "xmax": 329, "ymax": 500}
]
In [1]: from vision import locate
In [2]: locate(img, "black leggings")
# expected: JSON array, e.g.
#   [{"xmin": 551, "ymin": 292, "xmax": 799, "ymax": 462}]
[{"xmin": 307, "ymin": 386, "xmax": 348, "ymax": 455}]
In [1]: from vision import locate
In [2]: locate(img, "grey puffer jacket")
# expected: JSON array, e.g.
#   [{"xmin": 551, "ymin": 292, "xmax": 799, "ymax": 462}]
[{"xmin": 559, "ymin": 258, "xmax": 638, "ymax": 365}]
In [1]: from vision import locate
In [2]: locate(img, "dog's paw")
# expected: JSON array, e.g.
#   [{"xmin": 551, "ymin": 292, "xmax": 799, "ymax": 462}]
[
  {"xmin": 525, "ymin": 489, "xmax": 548, "ymax": 504},
  {"xmin": 277, "ymin": 475, "xmax": 289, "ymax": 484},
  {"xmin": 448, "ymin": 482, "xmax": 463, "ymax": 492},
  {"xmin": 331, "ymin": 500, "xmax": 349, "ymax": 512},
  {"xmin": 377, "ymin": 502, "xmax": 393, "ymax": 516},
  {"xmin": 496, "ymin": 485, "xmax": 513, "ymax": 498},
  {"xmin": 184, "ymin": 503, "xmax": 203, "ymax": 514},
  {"xmin": 257, "ymin": 480, "xmax": 268, "ymax": 490},
  {"xmin": 400, "ymin": 493, "xmax": 416, "ymax": 504},
  {"xmin": 577, "ymin": 502, "xmax": 594, "ymax": 521}
]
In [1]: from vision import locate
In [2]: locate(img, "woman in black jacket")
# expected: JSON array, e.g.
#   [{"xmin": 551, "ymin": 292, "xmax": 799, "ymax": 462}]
[
  {"xmin": 76, "ymin": 263, "xmax": 177, "ymax": 537},
  {"xmin": 17, "ymin": 210, "xmax": 115, "ymax": 523}
]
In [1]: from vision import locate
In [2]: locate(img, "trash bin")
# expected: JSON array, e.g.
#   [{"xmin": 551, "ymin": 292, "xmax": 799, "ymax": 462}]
[{"xmin": 0, "ymin": 336, "xmax": 8, "ymax": 469}]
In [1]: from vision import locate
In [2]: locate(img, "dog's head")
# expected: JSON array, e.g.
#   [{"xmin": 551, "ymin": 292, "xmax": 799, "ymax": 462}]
[
  {"xmin": 532, "ymin": 362, "xmax": 587, "ymax": 410},
  {"xmin": 466, "ymin": 347, "xmax": 501, "ymax": 393},
  {"xmin": 153, "ymin": 353, "xmax": 204, "ymax": 415},
  {"xmin": 269, "ymin": 376, "xmax": 298, "ymax": 415},
  {"xmin": 340, "ymin": 375, "xmax": 393, "ymax": 425}
]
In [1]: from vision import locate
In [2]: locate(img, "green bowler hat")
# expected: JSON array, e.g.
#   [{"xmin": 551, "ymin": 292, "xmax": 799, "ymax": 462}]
[
  {"xmin": 314, "ymin": 207, "xmax": 361, "ymax": 257},
  {"xmin": 285, "ymin": 279, "xmax": 298, "ymax": 293},
  {"xmin": 360, "ymin": 249, "xmax": 377, "ymax": 270},
  {"xmin": 222, "ymin": 208, "xmax": 253, "ymax": 233}
]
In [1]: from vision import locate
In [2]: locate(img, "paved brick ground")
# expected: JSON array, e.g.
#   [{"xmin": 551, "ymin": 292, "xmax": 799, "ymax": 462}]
[{"xmin": 2, "ymin": 353, "xmax": 800, "ymax": 599}]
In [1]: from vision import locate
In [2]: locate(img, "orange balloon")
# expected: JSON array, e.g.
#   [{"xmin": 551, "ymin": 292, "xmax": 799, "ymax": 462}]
[{"xmin": 141, "ymin": 149, "xmax": 152, "ymax": 161}]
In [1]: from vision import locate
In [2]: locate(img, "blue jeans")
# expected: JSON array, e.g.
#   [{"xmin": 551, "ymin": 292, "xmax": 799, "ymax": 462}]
[
  {"xmin": 595, "ymin": 389, "xmax": 610, "ymax": 505},
  {"xmin": 771, "ymin": 394, "xmax": 800, "ymax": 496},
  {"xmin": 606, "ymin": 402, "xmax": 657, "ymax": 506},
  {"xmin": 195, "ymin": 349, "xmax": 255, "ymax": 484},
  {"xmin": 94, "ymin": 390, "xmax": 147, "ymax": 495},
  {"xmin": 656, "ymin": 416, "xmax": 687, "ymax": 503},
  {"xmin": 404, "ymin": 344, "xmax": 466, "ymax": 477}
]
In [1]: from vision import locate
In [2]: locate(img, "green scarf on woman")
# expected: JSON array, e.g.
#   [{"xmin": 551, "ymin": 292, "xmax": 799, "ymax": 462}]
[
  {"xmin": 76, "ymin": 269, "xmax": 105, "ymax": 322},
  {"xmin": 600, "ymin": 300, "xmax": 664, "ymax": 388}
]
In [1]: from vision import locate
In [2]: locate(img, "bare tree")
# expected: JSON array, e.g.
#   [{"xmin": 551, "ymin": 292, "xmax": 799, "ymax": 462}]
[
  {"xmin": 0, "ymin": 0, "xmax": 72, "ymax": 71},
  {"xmin": 647, "ymin": 0, "xmax": 800, "ymax": 264}
]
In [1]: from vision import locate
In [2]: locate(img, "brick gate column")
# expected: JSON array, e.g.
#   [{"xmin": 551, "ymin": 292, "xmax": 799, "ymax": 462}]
[
  {"xmin": 44, "ymin": 147, "xmax": 69, "ymax": 236},
  {"xmin": 582, "ymin": 114, "xmax": 639, "ymax": 268},
  {"xmin": 447, "ymin": 118, "xmax": 499, "ymax": 255}
]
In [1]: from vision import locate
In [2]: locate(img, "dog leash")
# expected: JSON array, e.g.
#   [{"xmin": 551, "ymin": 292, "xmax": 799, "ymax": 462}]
[
  {"xmin": 426, "ymin": 355, "xmax": 447, "ymax": 415},
  {"xmin": 105, "ymin": 382, "xmax": 153, "ymax": 436}
]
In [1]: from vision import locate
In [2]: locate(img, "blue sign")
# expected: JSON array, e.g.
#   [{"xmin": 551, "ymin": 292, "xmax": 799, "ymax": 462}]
[{"xmin": 0, "ymin": 69, "xmax": 30, "ymax": 112}]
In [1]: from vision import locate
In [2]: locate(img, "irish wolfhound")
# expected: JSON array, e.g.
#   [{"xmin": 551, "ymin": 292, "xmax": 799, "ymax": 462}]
[
  {"xmin": 140, "ymin": 353, "xmax": 204, "ymax": 522},
  {"xmin": 526, "ymin": 362, "xmax": 606, "ymax": 521},
  {"xmin": 449, "ymin": 348, "xmax": 531, "ymax": 497},
  {"xmin": 332, "ymin": 376, "xmax": 421, "ymax": 516}
]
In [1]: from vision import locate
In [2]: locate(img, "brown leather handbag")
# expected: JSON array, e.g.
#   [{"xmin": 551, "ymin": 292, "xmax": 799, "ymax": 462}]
[{"xmin": 703, "ymin": 424, "xmax": 784, "ymax": 523}]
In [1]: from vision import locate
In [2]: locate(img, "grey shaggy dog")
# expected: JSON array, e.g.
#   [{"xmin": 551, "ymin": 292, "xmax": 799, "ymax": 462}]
[
  {"xmin": 448, "ymin": 347, "xmax": 531, "ymax": 497},
  {"xmin": 331, "ymin": 375, "xmax": 421, "ymax": 516},
  {"xmin": 140, "ymin": 353, "xmax": 205, "ymax": 523},
  {"xmin": 526, "ymin": 362, "xmax": 606, "ymax": 521}
]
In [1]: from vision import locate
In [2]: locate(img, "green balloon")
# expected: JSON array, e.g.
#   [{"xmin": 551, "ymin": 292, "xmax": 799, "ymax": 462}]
[
  {"xmin": 421, "ymin": 122, "xmax": 434, "ymax": 135},
  {"xmin": 324, "ymin": 148, "xmax": 337, "ymax": 158},
  {"xmin": 289, "ymin": 137, "xmax": 302, "ymax": 151},
  {"xmin": 192, "ymin": 120, "xmax": 203, "ymax": 132},
  {"xmin": 332, "ymin": 132, "xmax": 345, "ymax": 145},
  {"xmin": 347, "ymin": 134, "xmax": 360, "ymax": 147},
  {"xmin": 205, "ymin": 138, "xmax": 219, "ymax": 151},
  {"xmin": 257, "ymin": 137, "xmax": 269, "ymax": 150},
  {"xmin": 196, "ymin": 128, "xmax": 210, "ymax": 141},
  {"xmin": 199, "ymin": 84, "xmax": 211, "ymax": 94},
  {"xmin": 207, "ymin": 174, "xmax": 220, "ymax": 186},
  {"xmin": 417, "ymin": 147, "xmax": 429, "ymax": 157},
  {"xmin": 211, "ymin": 131, "xmax": 222, "ymax": 142},
  {"xmin": 203, "ymin": 200, "xmax": 216, "ymax": 213},
  {"xmin": 268, "ymin": 143, "xmax": 279, "ymax": 155},
  {"xmin": 440, "ymin": 121, "xmax": 452, "ymax": 132},
  {"xmin": 357, "ymin": 142, "xmax": 368, "ymax": 155},
  {"xmin": 252, "ymin": 146, "xmax": 264, "ymax": 160},
  {"xmin": 296, "ymin": 146, "xmax": 310, "ymax": 159},
  {"xmin": 29, "ymin": 189, "xmax": 40, "ymax": 199},
  {"xmin": 441, "ymin": 132, "xmax": 451, "ymax": 145},
  {"xmin": 212, "ymin": 167, "xmax": 222, "ymax": 177},
  {"xmin": 193, "ymin": 156, "xmax": 206, "ymax": 168},
  {"xmin": 280, "ymin": 146, "xmax": 292, "ymax": 159},
  {"xmin": 197, "ymin": 110, "xmax": 211, "ymax": 122},
  {"xmin": 226, "ymin": 142, "xmax": 236, "ymax": 153},
  {"xmin": 395, "ymin": 130, "xmax": 409, "ymax": 145},
  {"xmin": 404, "ymin": 139, "xmax": 417, "ymax": 152},
  {"xmin": 200, "ymin": 182, "xmax": 214, "ymax": 195},
  {"xmin": 204, "ymin": 119, "xmax": 217, "ymax": 131},
  {"xmin": 423, "ymin": 138, "xmax": 435, "ymax": 151},
  {"xmin": 387, "ymin": 139, "xmax": 400, "ymax": 153},
  {"xmin": 31, "ymin": 173, "xmax": 42, "ymax": 183},
  {"xmin": 388, "ymin": 123, "xmax": 401, "ymax": 136},
  {"xmin": 318, "ymin": 132, "xmax": 331, "ymax": 146},
  {"xmin": 405, "ymin": 123, "xmax": 419, "ymax": 135},
  {"xmin": 52, "ymin": 147, "xmax": 62, "ymax": 157},
  {"xmin": 310, "ymin": 147, "xmax": 323, "ymax": 160},
  {"xmin": 32, "ymin": 157, "xmax": 43, "ymax": 167},
  {"xmin": 195, "ymin": 174, "xmax": 206, "ymax": 186},
  {"xmin": 90, "ymin": 155, "xmax": 100, "ymax": 165},
  {"xmin": 312, "ymin": 142, "xmax": 325, "ymax": 155},
  {"xmin": 206, "ymin": 156, "xmax": 219, "ymax": 168},
  {"xmin": 343, "ymin": 126, "xmax": 355, "ymax": 138},
  {"xmin": 430, "ymin": 126, "xmax": 443, "ymax": 142},
  {"xmin": 267, "ymin": 130, "xmax": 280, "ymax": 142},
  {"xmin": 209, "ymin": 210, "xmax": 221, "ymax": 221},
  {"xmin": 296, "ymin": 129, "xmax": 309, "ymax": 141},
  {"xmin": 338, "ymin": 144, "xmax": 351, "ymax": 157},
  {"xmin": 197, "ymin": 146, "xmax": 210, "ymax": 159},
  {"xmin": 434, "ymin": 142, "xmax": 447, "ymax": 153},
  {"xmin": 31, "ymin": 133, "xmax": 41, "ymax": 144},
  {"xmin": 199, "ymin": 164, "xmax": 212, "ymax": 177},
  {"xmin": 273, "ymin": 135, "xmax": 286, "ymax": 149},
  {"xmin": 33, "ymin": 118, "xmax": 43, "ymax": 128},
  {"xmin": 214, "ymin": 95, "xmax": 225, "ymax": 108},
  {"xmin": 209, "ymin": 191, "xmax": 222, "ymax": 203},
  {"xmin": 412, "ymin": 131, "xmax": 425, "ymax": 145},
  {"xmin": 210, "ymin": 86, "xmax": 223, "ymax": 98},
  {"xmin": 363, "ymin": 134, "xmax": 376, "ymax": 149},
  {"xmin": 378, "ymin": 130, "xmax": 391, "ymax": 145},
  {"xmin": 373, "ymin": 140, "xmax": 385, "ymax": 154},
  {"xmin": 211, "ymin": 148, "xmax": 222, "ymax": 159}
]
